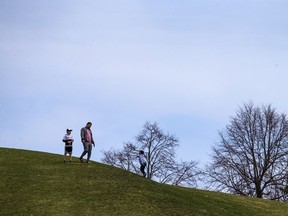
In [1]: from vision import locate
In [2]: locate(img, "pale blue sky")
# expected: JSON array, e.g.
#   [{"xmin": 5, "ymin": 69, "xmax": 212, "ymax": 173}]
[{"xmin": 1, "ymin": 0, "xmax": 288, "ymax": 166}]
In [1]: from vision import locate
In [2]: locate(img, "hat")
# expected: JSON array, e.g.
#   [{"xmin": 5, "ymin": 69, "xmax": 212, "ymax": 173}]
[{"xmin": 66, "ymin": 128, "xmax": 73, "ymax": 131}]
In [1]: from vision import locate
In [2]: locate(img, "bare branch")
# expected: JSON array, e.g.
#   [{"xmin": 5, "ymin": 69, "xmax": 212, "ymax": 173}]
[{"xmin": 206, "ymin": 102, "xmax": 288, "ymax": 200}]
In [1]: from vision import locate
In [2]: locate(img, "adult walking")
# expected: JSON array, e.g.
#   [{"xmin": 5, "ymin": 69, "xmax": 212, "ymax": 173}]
[{"xmin": 79, "ymin": 122, "xmax": 95, "ymax": 163}]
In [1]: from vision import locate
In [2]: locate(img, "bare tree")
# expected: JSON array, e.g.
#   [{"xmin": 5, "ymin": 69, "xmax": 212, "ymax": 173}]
[
  {"xmin": 158, "ymin": 160, "xmax": 202, "ymax": 187},
  {"xmin": 136, "ymin": 121, "xmax": 179, "ymax": 179},
  {"xmin": 102, "ymin": 121, "xmax": 201, "ymax": 187},
  {"xmin": 102, "ymin": 142, "xmax": 138, "ymax": 173},
  {"xmin": 206, "ymin": 102, "xmax": 288, "ymax": 200}
]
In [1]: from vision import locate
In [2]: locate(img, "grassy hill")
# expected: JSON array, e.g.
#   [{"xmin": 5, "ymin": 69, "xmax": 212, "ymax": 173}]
[{"xmin": 0, "ymin": 148, "xmax": 288, "ymax": 216}]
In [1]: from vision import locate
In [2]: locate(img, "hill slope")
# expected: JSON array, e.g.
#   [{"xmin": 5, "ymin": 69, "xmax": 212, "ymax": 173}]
[{"xmin": 0, "ymin": 148, "xmax": 288, "ymax": 216}]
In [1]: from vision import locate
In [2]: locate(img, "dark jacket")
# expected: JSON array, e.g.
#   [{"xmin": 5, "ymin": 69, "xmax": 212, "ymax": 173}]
[{"xmin": 80, "ymin": 127, "xmax": 94, "ymax": 144}]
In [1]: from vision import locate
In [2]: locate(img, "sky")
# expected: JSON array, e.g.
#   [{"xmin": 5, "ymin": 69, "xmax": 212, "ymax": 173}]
[{"xmin": 1, "ymin": 0, "xmax": 288, "ymax": 167}]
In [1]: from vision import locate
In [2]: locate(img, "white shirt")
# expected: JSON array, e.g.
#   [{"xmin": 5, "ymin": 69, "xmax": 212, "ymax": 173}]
[
  {"xmin": 63, "ymin": 134, "xmax": 74, "ymax": 146},
  {"xmin": 139, "ymin": 154, "xmax": 147, "ymax": 165}
]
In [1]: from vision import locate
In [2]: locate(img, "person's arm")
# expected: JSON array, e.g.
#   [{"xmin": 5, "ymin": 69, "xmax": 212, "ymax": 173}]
[
  {"xmin": 91, "ymin": 131, "xmax": 95, "ymax": 146},
  {"xmin": 80, "ymin": 128, "xmax": 85, "ymax": 144},
  {"xmin": 62, "ymin": 135, "xmax": 67, "ymax": 143}
]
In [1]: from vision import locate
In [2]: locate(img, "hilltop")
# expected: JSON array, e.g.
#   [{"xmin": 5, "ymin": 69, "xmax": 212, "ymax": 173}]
[{"xmin": 0, "ymin": 148, "xmax": 287, "ymax": 215}]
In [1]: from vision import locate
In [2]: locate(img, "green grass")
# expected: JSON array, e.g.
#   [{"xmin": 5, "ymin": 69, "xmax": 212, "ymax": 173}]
[{"xmin": 0, "ymin": 148, "xmax": 288, "ymax": 216}]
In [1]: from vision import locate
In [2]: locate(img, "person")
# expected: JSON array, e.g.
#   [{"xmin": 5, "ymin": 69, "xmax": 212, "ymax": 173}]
[
  {"xmin": 139, "ymin": 150, "xmax": 147, "ymax": 177},
  {"xmin": 79, "ymin": 122, "xmax": 95, "ymax": 163},
  {"xmin": 62, "ymin": 128, "xmax": 74, "ymax": 163}
]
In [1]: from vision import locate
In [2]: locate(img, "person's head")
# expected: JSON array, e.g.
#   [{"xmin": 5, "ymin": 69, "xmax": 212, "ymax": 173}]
[
  {"xmin": 139, "ymin": 150, "xmax": 144, "ymax": 155},
  {"xmin": 86, "ymin": 122, "xmax": 92, "ymax": 129},
  {"xmin": 66, "ymin": 128, "xmax": 72, "ymax": 134}
]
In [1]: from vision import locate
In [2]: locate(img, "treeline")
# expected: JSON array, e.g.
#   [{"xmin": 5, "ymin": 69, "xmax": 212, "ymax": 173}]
[{"xmin": 102, "ymin": 102, "xmax": 288, "ymax": 201}]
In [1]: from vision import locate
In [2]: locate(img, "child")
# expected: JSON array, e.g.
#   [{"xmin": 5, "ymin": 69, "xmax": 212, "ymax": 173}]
[
  {"xmin": 62, "ymin": 128, "xmax": 74, "ymax": 163},
  {"xmin": 139, "ymin": 150, "xmax": 147, "ymax": 177}
]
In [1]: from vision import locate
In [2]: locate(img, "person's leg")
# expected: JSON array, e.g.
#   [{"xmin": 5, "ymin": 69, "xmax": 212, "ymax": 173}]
[
  {"xmin": 143, "ymin": 165, "xmax": 146, "ymax": 177},
  {"xmin": 80, "ymin": 143, "xmax": 88, "ymax": 162},
  {"xmin": 140, "ymin": 164, "xmax": 146, "ymax": 177},
  {"xmin": 64, "ymin": 147, "xmax": 67, "ymax": 162},
  {"xmin": 87, "ymin": 143, "xmax": 92, "ymax": 162},
  {"xmin": 66, "ymin": 147, "xmax": 72, "ymax": 162},
  {"xmin": 70, "ymin": 147, "xmax": 73, "ymax": 162},
  {"xmin": 140, "ymin": 164, "xmax": 144, "ymax": 174},
  {"xmin": 64, "ymin": 146, "xmax": 69, "ymax": 162},
  {"xmin": 80, "ymin": 150, "xmax": 87, "ymax": 158}
]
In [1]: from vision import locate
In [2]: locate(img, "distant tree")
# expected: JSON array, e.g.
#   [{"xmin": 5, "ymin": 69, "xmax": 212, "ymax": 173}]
[
  {"xmin": 206, "ymin": 102, "xmax": 288, "ymax": 200},
  {"xmin": 158, "ymin": 160, "xmax": 202, "ymax": 187},
  {"xmin": 136, "ymin": 121, "xmax": 179, "ymax": 179},
  {"xmin": 281, "ymin": 186, "xmax": 288, "ymax": 195},
  {"xmin": 280, "ymin": 185, "xmax": 288, "ymax": 201},
  {"xmin": 101, "ymin": 142, "xmax": 138, "ymax": 172},
  {"xmin": 102, "ymin": 121, "xmax": 201, "ymax": 187}
]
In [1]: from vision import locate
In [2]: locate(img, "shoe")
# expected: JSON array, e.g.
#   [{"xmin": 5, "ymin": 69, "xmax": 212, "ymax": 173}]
[
  {"xmin": 86, "ymin": 161, "xmax": 90, "ymax": 164},
  {"xmin": 143, "ymin": 172, "xmax": 146, "ymax": 178},
  {"xmin": 79, "ymin": 158, "xmax": 83, "ymax": 163},
  {"xmin": 64, "ymin": 160, "xmax": 66, "ymax": 163}
]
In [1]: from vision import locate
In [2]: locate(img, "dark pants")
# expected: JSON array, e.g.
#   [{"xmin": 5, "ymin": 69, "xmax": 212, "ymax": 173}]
[
  {"xmin": 80, "ymin": 142, "xmax": 92, "ymax": 162},
  {"xmin": 140, "ymin": 163, "xmax": 146, "ymax": 176}
]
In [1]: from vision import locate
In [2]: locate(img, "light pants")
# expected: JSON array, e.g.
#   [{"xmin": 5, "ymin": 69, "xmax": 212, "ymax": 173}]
[{"xmin": 80, "ymin": 142, "xmax": 93, "ymax": 162}]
